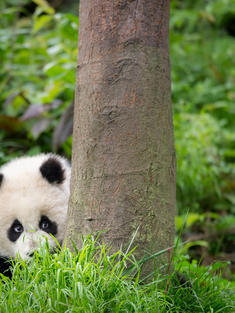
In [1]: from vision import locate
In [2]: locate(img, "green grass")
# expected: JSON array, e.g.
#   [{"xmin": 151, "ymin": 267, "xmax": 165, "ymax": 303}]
[{"xmin": 0, "ymin": 236, "xmax": 234, "ymax": 313}]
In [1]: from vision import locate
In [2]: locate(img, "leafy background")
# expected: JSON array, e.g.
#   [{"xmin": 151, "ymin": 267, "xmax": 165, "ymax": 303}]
[{"xmin": 0, "ymin": 0, "xmax": 234, "ymax": 279}]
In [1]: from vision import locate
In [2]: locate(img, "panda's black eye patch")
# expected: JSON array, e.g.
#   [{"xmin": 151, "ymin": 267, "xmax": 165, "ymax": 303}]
[
  {"xmin": 8, "ymin": 219, "xmax": 24, "ymax": 242},
  {"xmin": 39, "ymin": 215, "xmax": 57, "ymax": 236}
]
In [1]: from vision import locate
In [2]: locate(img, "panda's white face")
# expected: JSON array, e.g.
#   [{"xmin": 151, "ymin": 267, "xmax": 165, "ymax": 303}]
[{"xmin": 0, "ymin": 154, "xmax": 70, "ymax": 260}]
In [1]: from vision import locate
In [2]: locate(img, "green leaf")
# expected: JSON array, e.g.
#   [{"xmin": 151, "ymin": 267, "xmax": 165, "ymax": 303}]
[
  {"xmin": 32, "ymin": 0, "xmax": 55, "ymax": 15},
  {"xmin": 186, "ymin": 213, "xmax": 205, "ymax": 227},
  {"xmin": 33, "ymin": 15, "xmax": 52, "ymax": 33},
  {"xmin": 182, "ymin": 240, "xmax": 208, "ymax": 254}
]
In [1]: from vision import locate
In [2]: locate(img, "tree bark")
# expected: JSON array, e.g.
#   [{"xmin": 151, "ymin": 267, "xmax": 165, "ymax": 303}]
[{"xmin": 65, "ymin": 0, "xmax": 176, "ymax": 276}]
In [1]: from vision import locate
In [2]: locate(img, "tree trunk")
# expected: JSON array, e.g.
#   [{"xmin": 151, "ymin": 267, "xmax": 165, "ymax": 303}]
[{"xmin": 65, "ymin": 0, "xmax": 176, "ymax": 276}]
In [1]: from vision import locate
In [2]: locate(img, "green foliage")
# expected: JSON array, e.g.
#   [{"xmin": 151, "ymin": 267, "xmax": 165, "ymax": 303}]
[
  {"xmin": 170, "ymin": 0, "xmax": 235, "ymax": 270},
  {"xmin": 171, "ymin": 0, "xmax": 235, "ymax": 214},
  {"xmin": 172, "ymin": 256, "xmax": 234, "ymax": 313},
  {"xmin": 175, "ymin": 112, "xmax": 223, "ymax": 211},
  {"xmin": 168, "ymin": 0, "xmax": 235, "ymax": 277},
  {"xmin": 0, "ymin": 237, "xmax": 234, "ymax": 313},
  {"xmin": 0, "ymin": 0, "xmax": 78, "ymax": 164}
]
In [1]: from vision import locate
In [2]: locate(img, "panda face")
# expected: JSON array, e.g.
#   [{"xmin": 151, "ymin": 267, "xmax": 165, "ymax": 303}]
[
  {"xmin": 5, "ymin": 215, "xmax": 58, "ymax": 259},
  {"xmin": 0, "ymin": 154, "xmax": 70, "ymax": 261}
]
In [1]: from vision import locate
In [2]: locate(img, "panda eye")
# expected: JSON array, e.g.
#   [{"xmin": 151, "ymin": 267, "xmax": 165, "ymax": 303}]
[
  {"xmin": 8, "ymin": 219, "xmax": 24, "ymax": 242},
  {"xmin": 41, "ymin": 221, "xmax": 49, "ymax": 230},
  {"xmin": 13, "ymin": 224, "xmax": 23, "ymax": 233},
  {"xmin": 39, "ymin": 215, "xmax": 57, "ymax": 236},
  {"xmin": 39, "ymin": 216, "xmax": 51, "ymax": 231}
]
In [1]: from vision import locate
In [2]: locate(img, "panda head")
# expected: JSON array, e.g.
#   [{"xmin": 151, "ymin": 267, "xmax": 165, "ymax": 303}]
[{"xmin": 0, "ymin": 154, "xmax": 70, "ymax": 261}]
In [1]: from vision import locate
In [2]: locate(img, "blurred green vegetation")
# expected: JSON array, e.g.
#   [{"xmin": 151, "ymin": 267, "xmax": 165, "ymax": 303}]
[
  {"xmin": 0, "ymin": 0, "xmax": 77, "ymax": 161},
  {"xmin": 0, "ymin": 0, "xmax": 234, "ymax": 277},
  {"xmin": 171, "ymin": 0, "xmax": 235, "ymax": 215},
  {"xmin": 170, "ymin": 0, "xmax": 235, "ymax": 277}
]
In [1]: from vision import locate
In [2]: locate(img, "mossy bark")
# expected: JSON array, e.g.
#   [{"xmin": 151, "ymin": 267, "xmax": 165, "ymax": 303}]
[{"xmin": 65, "ymin": 0, "xmax": 176, "ymax": 276}]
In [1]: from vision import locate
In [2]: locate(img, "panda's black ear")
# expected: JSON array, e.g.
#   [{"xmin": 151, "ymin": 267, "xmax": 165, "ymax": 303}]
[
  {"xmin": 0, "ymin": 173, "xmax": 3, "ymax": 187},
  {"xmin": 40, "ymin": 158, "xmax": 65, "ymax": 184}
]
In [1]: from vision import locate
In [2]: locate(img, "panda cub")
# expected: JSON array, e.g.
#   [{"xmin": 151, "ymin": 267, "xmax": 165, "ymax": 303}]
[{"xmin": 0, "ymin": 154, "xmax": 71, "ymax": 278}]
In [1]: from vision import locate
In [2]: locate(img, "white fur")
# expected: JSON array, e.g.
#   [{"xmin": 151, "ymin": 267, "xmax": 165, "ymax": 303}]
[{"xmin": 0, "ymin": 154, "xmax": 70, "ymax": 259}]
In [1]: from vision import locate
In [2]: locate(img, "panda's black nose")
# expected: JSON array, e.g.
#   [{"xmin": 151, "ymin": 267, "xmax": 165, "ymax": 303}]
[{"xmin": 28, "ymin": 252, "xmax": 34, "ymax": 257}]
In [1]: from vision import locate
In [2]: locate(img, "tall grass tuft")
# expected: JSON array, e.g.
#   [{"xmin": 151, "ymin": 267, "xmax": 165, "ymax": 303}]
[{"xmin": 0, "ymin": 236, "xmax": 234, "ymax": 313}]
